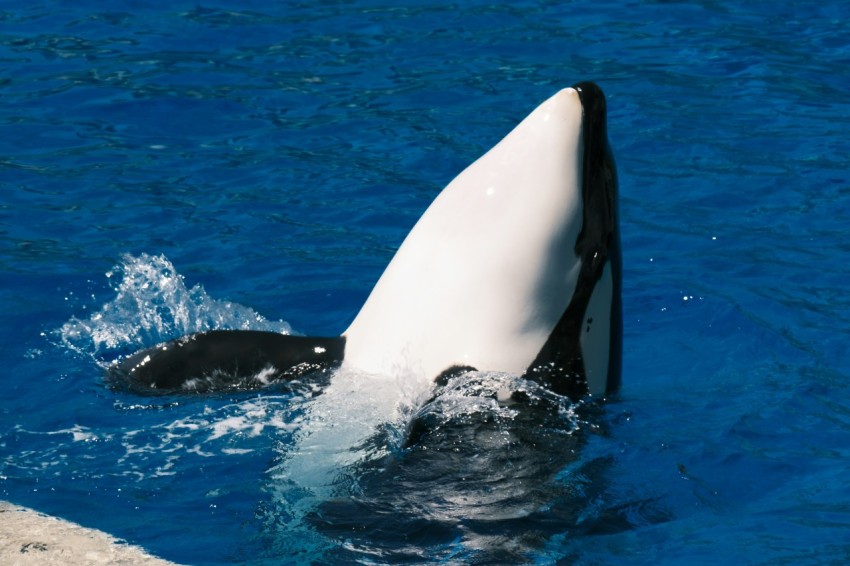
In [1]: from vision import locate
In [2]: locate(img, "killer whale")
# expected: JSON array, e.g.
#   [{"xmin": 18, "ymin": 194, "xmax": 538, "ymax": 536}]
[{"xmin": 109, "ymin": 81, "xmax": 620, "ymax": 401}]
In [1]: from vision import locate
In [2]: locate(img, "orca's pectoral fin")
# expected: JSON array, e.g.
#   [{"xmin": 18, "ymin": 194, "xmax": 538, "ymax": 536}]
[{"xmin": 106, "ymin": 330, "xmax": 345, "ymax": 395}]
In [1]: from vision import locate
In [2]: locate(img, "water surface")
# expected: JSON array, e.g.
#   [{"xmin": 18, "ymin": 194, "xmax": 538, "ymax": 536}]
[{"xmin": 2, "ymin": 1, "xmax": 849, "ymax": 564}]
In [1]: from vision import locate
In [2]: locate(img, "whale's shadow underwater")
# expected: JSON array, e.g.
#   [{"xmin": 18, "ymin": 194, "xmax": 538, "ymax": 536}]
[
  {"xmin": 107, "ymin": 82, "xmax": 641, "ymax": 560},
  {"xmin": 306, "ymin": 373, "xmax": 635, "ymax": 563}
]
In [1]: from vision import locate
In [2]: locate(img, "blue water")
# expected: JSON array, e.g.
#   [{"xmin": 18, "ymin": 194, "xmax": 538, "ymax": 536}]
[{"xmin": 2, "ymin": 1, "xmax": 849, "ymax": 564}]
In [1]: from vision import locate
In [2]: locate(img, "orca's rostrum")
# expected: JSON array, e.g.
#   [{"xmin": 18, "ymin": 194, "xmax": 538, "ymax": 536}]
[{"xmin": 109, "ymin": 82, "xmax": 621, "ymax": 402}]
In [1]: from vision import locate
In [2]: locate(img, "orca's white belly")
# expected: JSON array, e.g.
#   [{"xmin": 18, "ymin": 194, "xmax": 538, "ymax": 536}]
[{"xmin": 343, "ymin": 88, "xmax": 586, "ymax": 382}]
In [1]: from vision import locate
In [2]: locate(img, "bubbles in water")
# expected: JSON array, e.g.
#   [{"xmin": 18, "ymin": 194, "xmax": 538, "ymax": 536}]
[{"xmin": 55, "ymin": 253, "xmax": 292, "ymax": 359}]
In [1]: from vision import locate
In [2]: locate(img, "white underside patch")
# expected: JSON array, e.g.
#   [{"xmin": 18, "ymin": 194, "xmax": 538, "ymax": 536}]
[{"xmin": 579, "ymin": 261, "xmax": 613, "ymax": 397}]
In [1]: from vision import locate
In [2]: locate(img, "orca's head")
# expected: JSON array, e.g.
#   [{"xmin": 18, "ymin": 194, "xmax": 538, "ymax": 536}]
[
  {"xmin": 499, "ymin": 82, "xmax": 618, "ymax": 400},
  {"xmin": 343, "ymin": 82, "xmax": 620, "ymax": 400}
]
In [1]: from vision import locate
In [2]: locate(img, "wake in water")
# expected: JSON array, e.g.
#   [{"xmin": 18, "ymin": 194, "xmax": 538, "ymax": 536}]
[
  {"xmin": 53, "ymin": 254, "xmax": 639, "ymax": 563},
  {"xmin": 55, "ymin": 251, "xmax": 429, "ymax": 462},
  {"xmin": 53, "ymin": 254, "xmax": 429, "ymax": 538}
]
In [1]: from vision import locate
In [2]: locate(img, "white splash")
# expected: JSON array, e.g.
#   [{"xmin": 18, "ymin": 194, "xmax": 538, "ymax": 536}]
[
  {"xmin": 271, "ymin": 365, "xmax": 430, "ymax": 493},
  {"xmin": 56, "ymin": 253, "xmax": 291, "ymax": 359}
]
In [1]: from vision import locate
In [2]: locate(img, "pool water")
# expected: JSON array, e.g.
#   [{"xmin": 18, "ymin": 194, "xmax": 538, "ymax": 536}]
[{"xmin": 2, "ymin": 1, "xmax": 849, "ymax": 564}]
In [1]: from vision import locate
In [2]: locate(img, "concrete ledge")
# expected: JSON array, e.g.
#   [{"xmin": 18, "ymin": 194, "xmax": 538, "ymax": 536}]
[{"xmin": 0, "ymin": 501, "xmax": 178, "ymax": 565}]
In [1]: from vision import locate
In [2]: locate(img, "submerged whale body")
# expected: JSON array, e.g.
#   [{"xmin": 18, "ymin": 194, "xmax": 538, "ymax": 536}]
[{"xmin": 109, "ymin": 81, "xmax": 620, "ymax": 402}]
